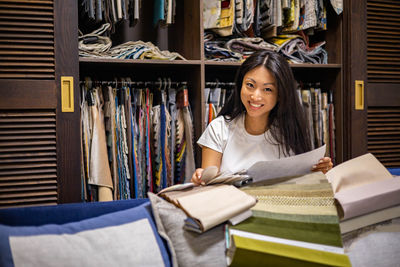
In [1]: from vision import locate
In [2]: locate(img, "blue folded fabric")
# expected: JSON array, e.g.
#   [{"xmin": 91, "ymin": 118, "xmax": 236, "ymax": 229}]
[
  {"xmin": 0, "ymin": 198, "xmax": 149, "ymax": 226},
  {"xmin": 0, "ymin": 201, "xmax": 171, "ymax": 267}
]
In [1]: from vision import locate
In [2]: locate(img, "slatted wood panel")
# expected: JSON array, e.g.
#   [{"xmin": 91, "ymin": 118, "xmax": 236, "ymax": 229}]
[
  {"xmin": 0, "ymin": 0, "xmax": 55, "ymax": 79},
  {"xmin": 0, "ymin": 110, "xmax": 58, "ymax": 208},
  {"xmin": 367, "ymin": 0, "xmax": 400, "ymax": 83},
  {"xmin": 367, "ymin": 107, "xmax": 400, "ymax": 167},
  {"xmin": 366, "ymin": 0, "xmax": 400, "ymax": 167}
]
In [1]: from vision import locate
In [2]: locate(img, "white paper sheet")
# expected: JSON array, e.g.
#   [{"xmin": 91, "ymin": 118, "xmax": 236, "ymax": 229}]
[{"xmin": 247, "ymin": 145, "xmax": 326, "ymax": 183}]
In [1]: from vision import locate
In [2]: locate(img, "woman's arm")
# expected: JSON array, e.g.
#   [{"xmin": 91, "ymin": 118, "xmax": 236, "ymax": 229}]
[
  {"xmin": 201, "ymin": 146, "xmax": 223, "ymax": 169},
  {"xmin": 191, "ymin": 146, "xmax": 222, "ymax": 185}
]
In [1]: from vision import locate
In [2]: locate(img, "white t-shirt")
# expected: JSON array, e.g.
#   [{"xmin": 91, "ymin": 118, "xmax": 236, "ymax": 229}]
[{"xmin": 197, "ymin": 114, "xmax": 293, "ymax": 173}]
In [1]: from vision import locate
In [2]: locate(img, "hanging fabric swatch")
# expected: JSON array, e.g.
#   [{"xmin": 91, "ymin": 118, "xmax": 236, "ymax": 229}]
[
  {"xmin": 80, "ymin": 78, "xmax": 195, "ymax": 201},
  {"xmin": 176, "ymin": 84, "xmax": 196, "ymax": 183},
  {"xmin": 103, "ymin": 85, "xmax": 119, "ymax": 199},
  {"xmin": 88, "ymin": 86, "xmax": 114, "ymax": 201}
]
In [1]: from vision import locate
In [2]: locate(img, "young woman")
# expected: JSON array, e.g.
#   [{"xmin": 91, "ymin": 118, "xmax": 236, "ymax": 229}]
[{"xmin": 192, "ymin": 50, "xmax": 332, "ymax": 184}]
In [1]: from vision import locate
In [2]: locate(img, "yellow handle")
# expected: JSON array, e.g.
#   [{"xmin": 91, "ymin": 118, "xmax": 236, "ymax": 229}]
[
  {"xmin": 355, "ymin": 80, "xmax": 364, "ymax": 110},
  {"xmin": 61, "ymin": 76, "xmax": 74, "ymax": 112}
]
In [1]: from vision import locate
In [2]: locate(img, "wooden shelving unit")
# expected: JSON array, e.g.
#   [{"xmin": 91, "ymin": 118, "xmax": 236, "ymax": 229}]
[
  {"xmin": 0, "ymin": 0, "xmax": 345, "ymax": 207},
  {"xmin": 79, "ymin": 0, "xmax": 344, "ymax": 165}
]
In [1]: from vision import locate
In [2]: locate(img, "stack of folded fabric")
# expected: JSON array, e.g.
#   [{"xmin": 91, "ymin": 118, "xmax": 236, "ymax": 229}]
[
  {"xmin": 226, "ymin": 172, "xmax": 351, "ymax": 266},
  {"xmin": 270, "ymin": 33, "xmax": 328, "ymax": 64},
  {"xmin": 159, "ymin": 184, "xmax": 257, "ymax": 233},
  {"xmin": 326, "ymin": 153, "xmax": 400, "ymax": 234},
  {"xmin": 79, "ymin": 24, "xmax": 186, "ymax": 60}
]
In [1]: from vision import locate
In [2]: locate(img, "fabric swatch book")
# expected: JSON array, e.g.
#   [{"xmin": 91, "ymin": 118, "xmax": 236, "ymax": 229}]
[
  {"xmin": 226, "ymin": 172, "xmax": 351, "ymax": 266},
  {"xmin": 160, "ymin": 184, "xmax": 257, "ymax": 233},
  {"xmin": 158, "ymin": 144, "xmax": 326, "ymax": 195}
]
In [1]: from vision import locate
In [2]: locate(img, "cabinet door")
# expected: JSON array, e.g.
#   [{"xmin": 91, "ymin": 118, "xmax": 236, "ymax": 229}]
[
  {"xmin": 0, "ymin": 0, "xmax": 81, "ymax": 208},
  {"xmin": 344, "ymin": 0, "xmax": 400, "ymax": 167}
]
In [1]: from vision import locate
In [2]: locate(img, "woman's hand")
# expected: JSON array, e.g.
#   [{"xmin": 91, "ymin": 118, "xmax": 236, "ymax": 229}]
[
  {"xmin": 191, "ymin": 168, "xmax": 205, "ymax": 185},
  {"xmin": 311, "ymin": 157, "xmax": 333, "ymax": 174}
]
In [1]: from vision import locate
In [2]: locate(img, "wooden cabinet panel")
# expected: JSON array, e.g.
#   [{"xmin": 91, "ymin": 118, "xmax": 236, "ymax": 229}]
[
  {"xmin": 344, "ymin": 0, "xmax": 400, "ymax": 167},
  {"xmin": 0, "ymin": 0, "xmax": 81, "ymax": 208}
]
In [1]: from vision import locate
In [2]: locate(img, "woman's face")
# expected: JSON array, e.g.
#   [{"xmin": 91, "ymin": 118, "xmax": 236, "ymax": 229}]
[{"xmin": 240, "ymin": 66, "xmax": 278, "ymax": 121}]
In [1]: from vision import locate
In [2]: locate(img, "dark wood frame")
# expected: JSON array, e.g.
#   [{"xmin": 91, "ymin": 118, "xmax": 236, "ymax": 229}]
[
  {"xmin": 342, "ymin": 0, "xmax": 368, "ymax": 159},
  {"xmin": 54, "ymin": 1, "xmax": 81, "ymax": 203}
]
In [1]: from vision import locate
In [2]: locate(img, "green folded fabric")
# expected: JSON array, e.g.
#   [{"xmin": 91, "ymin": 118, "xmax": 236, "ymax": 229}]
[
  {"xmin": 251, "ymin": 210, "xmax": 339, "ymax": 224},
  {"xmin": 227, "ymin": 234, "xmax": 351, "ymax": 267},
  {"xmin": 232, "ymin": 216, "xmax": 342, "ymax": 247}
]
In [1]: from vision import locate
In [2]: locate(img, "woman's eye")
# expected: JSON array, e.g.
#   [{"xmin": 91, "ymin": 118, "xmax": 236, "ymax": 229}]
[
  {"xmin": 246, "ymin": 83, "xmax": 254, "ymax": 88},
  {"xmin": 264, "ymin": 87, "xmax": 272, "ymax": 92}
]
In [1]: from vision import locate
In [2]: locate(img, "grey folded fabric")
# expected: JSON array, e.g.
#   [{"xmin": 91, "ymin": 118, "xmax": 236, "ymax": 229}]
[{"xmin": 347, "ymin": 229, "xmax": 400, "ymax": 267}]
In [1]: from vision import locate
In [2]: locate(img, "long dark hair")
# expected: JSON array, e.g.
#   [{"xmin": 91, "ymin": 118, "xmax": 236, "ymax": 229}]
[{"xmin": 218, "ymin": 50, "xmax": 312, "ymax": 156}]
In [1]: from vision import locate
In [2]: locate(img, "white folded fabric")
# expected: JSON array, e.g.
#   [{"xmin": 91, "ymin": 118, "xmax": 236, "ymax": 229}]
[{"xmin": 336, "ymin": 177, "xmax": 400, "ymax": 220}]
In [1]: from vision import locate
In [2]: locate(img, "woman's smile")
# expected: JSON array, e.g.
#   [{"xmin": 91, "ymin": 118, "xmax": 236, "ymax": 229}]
[{"xmin": 248, "ymin": 102, "xmax": 263, "ymax": 109}]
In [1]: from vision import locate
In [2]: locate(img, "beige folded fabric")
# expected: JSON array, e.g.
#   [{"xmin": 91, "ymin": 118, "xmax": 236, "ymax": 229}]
[
  {"xmin": 164, "ymin": 184, "xmax": 257, "ymax": 232},
  {"xmin": 160, "ymin": 184, "xmax": 214, "ymax": 206},
  {"xmin": 336, "ymin": 178, "xmax": 400, "ymax": 220},
  {"xmin": 326, "ymin": 153, "xmax": 392, "ymax": 193}
]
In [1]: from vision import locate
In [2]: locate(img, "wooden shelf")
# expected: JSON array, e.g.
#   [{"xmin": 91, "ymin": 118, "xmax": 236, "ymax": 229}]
[
  {"xmin": 204, "ymin": 61, "xmax": 242, "ymax": 66},
  {"xmin": 80, "ymin": 58, "xmax": 341, "ymax": 69},
  {"xmin": 204, "ymin": 60, "xmax": 341, "ymax": 69},
  {"xmin": 79, "ymin": 57, "xmax": 202, "ymax": 66},
  {"xmin": 290, "ymin": 63, "xmax": 341, "ymax": 69}
]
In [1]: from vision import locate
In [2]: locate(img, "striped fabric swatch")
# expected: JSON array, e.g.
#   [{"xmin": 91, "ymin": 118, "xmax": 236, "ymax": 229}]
[{"xmin": 226, "ymin": 172, "xmax": 351, "ymax": 266}]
